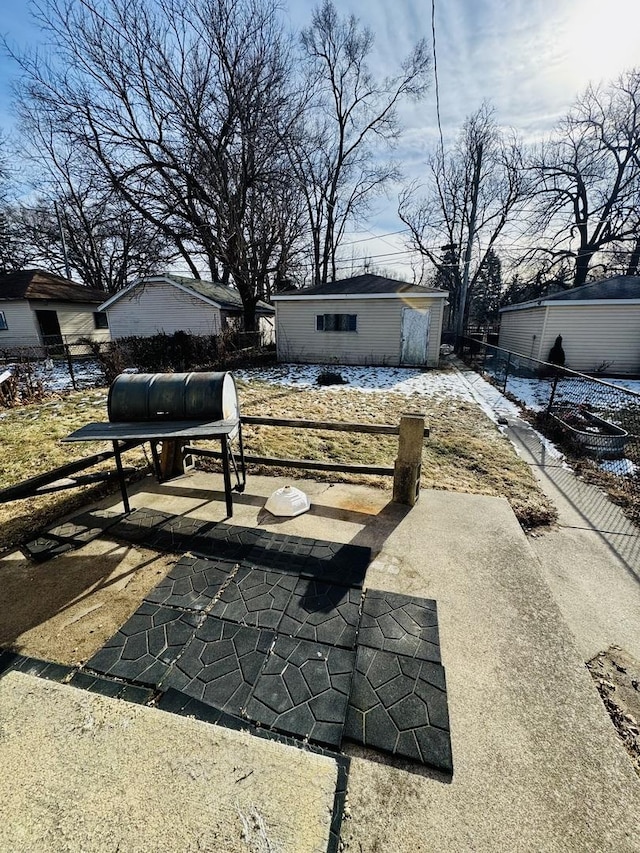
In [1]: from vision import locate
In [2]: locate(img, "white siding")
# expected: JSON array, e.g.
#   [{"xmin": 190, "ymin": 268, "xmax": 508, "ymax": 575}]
[
  {"xmin": 0, "ymin": 302, "xmax": 42, "ymax": 350},
  {"xmin": 51, "ymin": 302, "xmax": 110, "ymax": 343},
  {"xmin": 276, "ymin": 296, "xmax": 444, "ymax": 367},
  {"xmin": 540, "ymin": 304, "xmax": 640, "ymax": 374},
  {"xmin": 498, "ymin": 308, "xmax": 546, "ymax": 360},
  {"xmin": 107, "ymin": 282, "xmax": 222, "ymax": 339}
]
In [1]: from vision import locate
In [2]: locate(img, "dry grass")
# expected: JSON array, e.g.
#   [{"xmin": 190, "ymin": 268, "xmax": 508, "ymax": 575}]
[
  {"xmin": 0, "ymin": 389, "xmax": 149, "ymax": 552},
  {"xmin": 213, "ymin": 379, "xmax": 555, "ymax": 528},
  {"xmin": 0, "ymin": 375, "xmax": 557, "ymax": 552}
]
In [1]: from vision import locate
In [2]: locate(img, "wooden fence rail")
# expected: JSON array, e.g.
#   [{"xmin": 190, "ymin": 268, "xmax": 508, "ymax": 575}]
[{"xmin": 191, "ymin": 413, "xmax": 428, "ymax": 506}]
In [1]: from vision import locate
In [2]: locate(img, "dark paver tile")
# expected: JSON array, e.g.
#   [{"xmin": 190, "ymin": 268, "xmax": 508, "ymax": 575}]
[
  {"xmin": 193, "ymin": 523, "xmax": 370, "ymax": 587},
  {"xmin": 345, "ymin": 646, "xmax": 452, "ymax": 772},
  {"xmin": 49, "ymin": 510, "xmax": 121, "ymax": 543},
  {"xmin": 22, "ymin": 535, "xmax": 75, "ymax": 562},
  {"xmin": 144, "ymin": 555, "xmax": 235, "ymax": 610},
  {"xmin": 160, "ymin": 616, "xmax": 274, "ymax": 717},
  {"xmin": 109, "ymin": 508, "xmax": 175, "ymax": 545},
  {"xmin": 279, "ymin": 579, "xmax": 362, "ymax": 649},
  {"xmin": 209, "ymin": 566, "xmax": 298, "ymax": 630},
  {"xmin": 358, "ymin": 590, "xmax": 441, "ymax": 663},
  {"xmin": 245, "ymin": 636, "xmax": 355, "ymax": 747},
  {"xmin": 22, "ymin": 510, "xmax": 121, "ymax": 562},
  {"xmin": 85, "ymin": 603, "xmax": 200, "ymax": 686},
  {"xmin": 0, "ymin": 652, "xmax": 73, "ymax": 683},
  {"xmin": 144, "ymin": 515, "xmax": 216, "ymax": 553}
]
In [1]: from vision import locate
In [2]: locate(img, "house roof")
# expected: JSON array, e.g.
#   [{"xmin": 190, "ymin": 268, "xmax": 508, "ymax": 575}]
[
  {"xmin": 500, "ymin": 275, "xmax": 640, "ymax": 313},
  {"xmin": 0, "ymin": 269, "xmax": 106, "ymax": 304},
  {"xmin": 98, "ymin": 273, "xmax": 275, "ymax": 314},
  {"xmin": 272, "ymin": 273, "xmax": 447, "ymax": 300}
]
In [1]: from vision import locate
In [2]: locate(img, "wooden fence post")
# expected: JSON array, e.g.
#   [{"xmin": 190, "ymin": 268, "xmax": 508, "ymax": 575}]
[
  {"xmin": 392, "ymin": 413, "xmax": 425, "ymax": 507},
  {"xmin": 159, "ymin": 440, "xmax": 186, "ymax": 480}
]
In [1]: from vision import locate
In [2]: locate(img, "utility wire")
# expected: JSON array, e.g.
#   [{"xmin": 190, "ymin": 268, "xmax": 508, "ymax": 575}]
[{"xmin": 431, "ymin": 0, "xmax": 445, "ymax": 159}]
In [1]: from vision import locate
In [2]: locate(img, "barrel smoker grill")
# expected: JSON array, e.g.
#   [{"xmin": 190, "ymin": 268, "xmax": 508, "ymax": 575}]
[{"xmin": 64, "ymin": 371, "xmax": 246, "ymax": 516}]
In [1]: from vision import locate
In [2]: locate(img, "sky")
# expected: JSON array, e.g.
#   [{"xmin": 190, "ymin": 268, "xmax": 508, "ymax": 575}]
[{"xmin": 1, "ymin": 0, "xmax": 639, "ymax": 280}]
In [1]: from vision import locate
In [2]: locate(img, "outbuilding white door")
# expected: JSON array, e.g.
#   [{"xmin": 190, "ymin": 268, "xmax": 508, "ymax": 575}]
[{"xmin": 400, "ymin": 307, "xmax": 430, "ymax": 365}]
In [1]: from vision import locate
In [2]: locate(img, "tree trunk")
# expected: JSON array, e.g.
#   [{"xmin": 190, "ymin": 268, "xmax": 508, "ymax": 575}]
[
  {"xmin": 626, "ymin": 237, "xmax": 640, "ymax": 276},
  {"xmin": 574, "ymin": 247, "xmax": 593, "ymax": 287}
]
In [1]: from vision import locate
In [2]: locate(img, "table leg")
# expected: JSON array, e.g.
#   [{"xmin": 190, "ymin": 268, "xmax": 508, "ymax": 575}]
[
  {"xmin": 113, "ymin": 440, "xmax": 131, "ymax": 514},
  {"xmin": 221, "ymin": 434, "xmax": 233, "ymax": 517}
]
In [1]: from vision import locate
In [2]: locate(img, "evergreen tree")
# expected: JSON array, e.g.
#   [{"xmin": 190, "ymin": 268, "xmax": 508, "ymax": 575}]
[{"xmin": 470, "ymin": 248, "xmax": 502, "ymax": 325}]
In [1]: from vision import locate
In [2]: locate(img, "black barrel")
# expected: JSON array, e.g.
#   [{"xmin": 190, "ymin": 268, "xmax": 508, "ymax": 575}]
[{"xmin": 108, "ymin": 372, "xmax": 239, "ymax": 422}]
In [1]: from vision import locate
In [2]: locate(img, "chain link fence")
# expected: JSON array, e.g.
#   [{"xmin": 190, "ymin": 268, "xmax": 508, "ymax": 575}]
[
  {"xmin": 459, "ymin": 337, "xmax": 640, "ymax": 521},
  {"xmin": 0, "ymin": 328, "xmax": 277, "ymax": 404}
]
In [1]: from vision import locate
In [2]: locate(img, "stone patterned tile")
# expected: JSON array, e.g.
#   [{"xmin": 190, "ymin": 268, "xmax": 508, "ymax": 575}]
[
  {"xmin": 49, "ymin": 510, "xmax": 121, "ymax": 542},
  {"xmin": 160, "ymin": 616, "xmax": 274, "ymax": 717},
  {"xmin": 344, "ymin": 646, "xmax": 452, "ymax": 773},
  {"xmin": 109, "ymin": 508, "xmax": 175, "ymax": 545},
  {"xmin": 21, "ymin": 535, "xmax": 76, "ymax": 562},
  {"xmin": 143, "ymin": 515, "xmax": 216, "ymax": 553},
  {"xmin": 278, "ymin": 579, "xmax": 362, "ymax": 649},
  {"xmin": 245, "ymin": 636, "xmax": 355, "ymax": 747},
  {"xmin": 209, "ymin": 566, "xmax": 298, "ymax": 630},
  {"xmin": 358, "ymin": 590, "xmax": 441, "ymax": 663},
  {"xmin": 85, "ymin": 603, "xmax": 200, "ymax": 686},
  {"xmin": 193, "ymin": 523, "xmax": 371, "ymax": 587},
  {"xmin": 22, "ymin": 510, "xmax": 121, "ymax": 562},
  {"xmin": 144, "ymin": 555, "xmax": 235, "ymax": 611}
]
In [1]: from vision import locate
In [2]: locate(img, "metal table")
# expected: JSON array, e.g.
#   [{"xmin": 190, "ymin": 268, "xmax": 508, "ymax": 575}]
[{"xmin": 63, "ymin": 418, "xmax": 245, "ymax": 517}]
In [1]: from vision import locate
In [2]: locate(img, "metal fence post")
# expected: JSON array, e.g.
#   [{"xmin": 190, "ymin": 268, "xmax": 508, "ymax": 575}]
[
  {"xmin": 546, "ymin": 373, "xmax": 559, "ymax": 415},
  {"xmin": 64, "ymin": 342, "xmax": 77, "ymax": 390},
  {"xmin": 503, "ymin": 352, "xmax": 511, "ymax": 393}
]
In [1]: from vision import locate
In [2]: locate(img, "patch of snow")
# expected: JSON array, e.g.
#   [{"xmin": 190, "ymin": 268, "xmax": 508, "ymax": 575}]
[
  {"xmin": 599, "ymin": 457, "xmax": 638, "ymax": 476},
  {"xmin": 605, "ymin": 379, "xmax": 640, "ymax": 396},
  {"xmin": 234, "ymin": 363, "xmax": 482, "ymax": 403},
  {"xmin": 26, "ymin": 358, "xmax": 105, "ymax": 392}
]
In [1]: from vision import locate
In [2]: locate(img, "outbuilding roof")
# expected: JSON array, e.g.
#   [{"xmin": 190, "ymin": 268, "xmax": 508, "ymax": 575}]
[
  {"xmin": 0, "ymin": 269, "xmax": 106, "ymax": 304},
  {"xmin": 500, "ymin": 275, "xmax": 640, "ymax": 313},
  {"xmin": 98, "ymin": 273, "xmax": 274, "ymax": 314},
  {"xmin": 272, "ymin": 273, "xmax": 447, "ymax": 299}
]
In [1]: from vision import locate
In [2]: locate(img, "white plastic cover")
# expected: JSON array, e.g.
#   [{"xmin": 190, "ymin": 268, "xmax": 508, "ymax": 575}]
[{"xmin": 264, "ymin": 485, "xmax": 310, "ymax": 517}]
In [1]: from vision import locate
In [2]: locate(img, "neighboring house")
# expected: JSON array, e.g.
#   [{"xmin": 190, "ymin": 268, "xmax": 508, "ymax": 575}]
[
  {"xmin": 99, "ymin": 274, "xmax": 275, "ymax": 342},
  {"xmin": 0, "ymin": 269, "xmax": 110, "ymax": 354},
  {"xmin": 498, "ymin": 275, "xmax": 640, "ymax": 375},
  {"xmin": 272, "ymin": 274, "xmax": 447, "ymax": 367}
]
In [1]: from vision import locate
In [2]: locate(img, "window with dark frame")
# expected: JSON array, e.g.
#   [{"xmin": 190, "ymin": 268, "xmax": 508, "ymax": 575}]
[
  {"xmin": 0, "ymin": 311, "xmax": 7, "ymax": 331},
  {"xmin": 316, "ymin": 313, "xmax": 357, "ymax": 332},
  {"xmin": 93, "ymin": 311, "xmax": 109, "ymax": 330}
]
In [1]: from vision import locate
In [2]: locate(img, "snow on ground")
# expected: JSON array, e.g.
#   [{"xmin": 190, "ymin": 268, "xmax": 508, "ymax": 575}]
[
  {"xmin": 234, "ymin": 363, "xmax": 482, "ymax": 403},
  {"xmin": 6, "ymin": 359, "xmax": 105, "ymax": 392},
  {"xmin": 599, "ymin": 457, "xmax": 638, "ymax": 476},
  {"xmin": 235, "ymin": 362, "xmax": 568, "ymax": 461}
]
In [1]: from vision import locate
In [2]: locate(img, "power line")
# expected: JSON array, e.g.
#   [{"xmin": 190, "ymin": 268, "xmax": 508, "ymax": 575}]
[{"xmin": 431, "ymin": 0, "xmax": 445, "ymax": 159}]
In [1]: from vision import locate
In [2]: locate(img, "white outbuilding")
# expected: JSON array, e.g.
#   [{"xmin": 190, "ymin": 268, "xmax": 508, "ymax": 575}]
[
  {"xmin": 498, "ymin": 275, "xmax": 640, "ymax": 375},
  {"xmin": 272, "ymin": 274, "xmax": 447, "ymax": 367}
]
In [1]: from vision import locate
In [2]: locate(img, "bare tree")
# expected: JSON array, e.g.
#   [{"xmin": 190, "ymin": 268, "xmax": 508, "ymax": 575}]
[
  {"xmin": 399, "ymin": 104, "xmax": 527, "ymax": 333},
  {"xmin": 12, "ymin": 0, "xmax": 306, "ymax": 327},
  {"xmin": 529, "ymin": 69, "xmax": 640, "ymax": 287},
  {"xmin": 294, "ymin": 0, "xmax": 430, "ymax": 286}
]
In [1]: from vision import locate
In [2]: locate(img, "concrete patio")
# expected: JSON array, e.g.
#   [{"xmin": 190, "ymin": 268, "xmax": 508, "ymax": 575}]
[{"xmin": 2, "ymin": 470, "xmax": 639, "ymax": 851}]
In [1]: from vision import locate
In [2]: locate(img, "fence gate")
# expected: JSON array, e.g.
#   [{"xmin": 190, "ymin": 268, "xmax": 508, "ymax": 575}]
[{"xmin": 400, "ymin": 307, "xmax": 430, "ymax": 366}]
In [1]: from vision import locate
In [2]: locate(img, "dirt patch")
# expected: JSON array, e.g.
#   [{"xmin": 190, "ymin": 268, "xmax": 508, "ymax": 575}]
[
  {"xmin": 0, "ymin": 539, "xmax": 175, "ymax": 665},
  {"xmin": 587, "ymin": 646, "xmax": 640, "ymax": 776}
]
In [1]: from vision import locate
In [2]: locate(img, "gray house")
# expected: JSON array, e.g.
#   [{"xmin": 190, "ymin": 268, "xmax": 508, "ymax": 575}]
[
  {"xmin": 498, "ymin": 275, "xmax": 640, "ymax": 375},
  {"xmin": 99, "ymin": 274, "xmax": 275, "ymax": 341},
  {"xmin": 0, "ymin": 269, "xmax": 109, "ymax": 354},
  {"xmin": 272, "ymin": 274, "xmax": 447, "ymax": 367}
]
